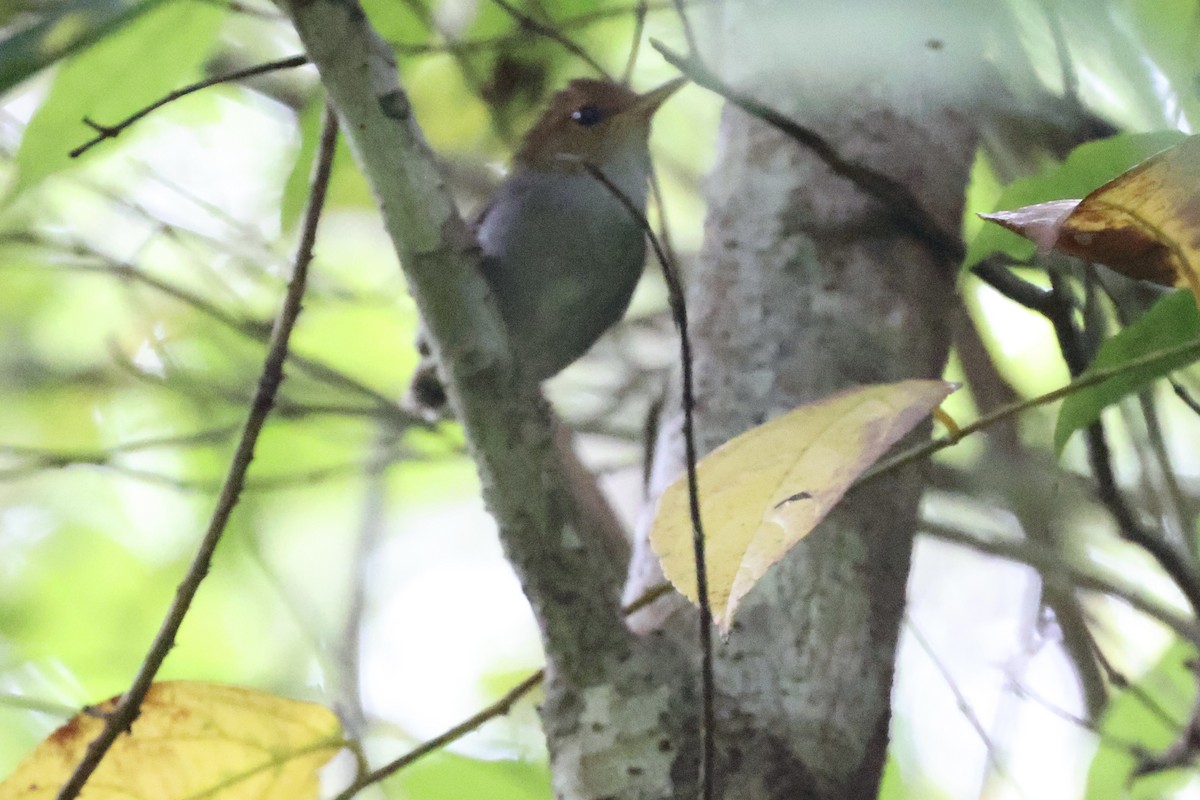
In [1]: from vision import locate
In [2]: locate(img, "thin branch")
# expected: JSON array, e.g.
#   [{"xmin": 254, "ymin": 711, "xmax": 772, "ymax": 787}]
[
  {"xmin": 1038, "ymin": 0, "xmax": 1082, "ymax": 111},
  {"xmin": 0, "ymin": 426, "xmax": 236, "ymax": 462},
  {"xmin": 487, "ymin": 0, "xmax": 610, "ymax": 78},
  {"xmin": 920, "ymin": 521, "xmax": 1200, "ymax": 644},
  {"xmin": 860, "ymin": 333, "xmax": 1200, "ymax": 484},
  {"xmin": 581, "ymin": 161, "xmax": 714, "ymax": 800},
  {"xmin": 974, "ymin": 261, "xmax": 1200, "ymax": 619},
  {"xmin": 1172, "ymin": 379, "xmax": 1200, "ymax": 416},
  {"xmin": 54, "ymin": 105, "xmax": 340, "ymax": 800},
  {"xmin": 1134, "ymin": 662, "xmax": 1200, "ymax": 776},
  {"xmin": 1010, "ymin": 682, "xmax": 1149, "ymax": 757},
  {"xmin": 337, "ymin": 427, "xmax": 399, "ymax": 737},
  {"xmin": 623, "ymin": 0, "xmax": 650, "ymax": 83},
  {"xmin": 670, "ymin": 0, "xmax": 699, "ymax": 57},
  {"xmin": 333, "ymin": 669, "xmax": 542, "ymax": 800},
  {"xmin": 1130, "ymin": 392, "xmax": 1192, "ymax": 543},
  {"xmin": 17, "ymin": 255, "xmax": 419, "ymax": 428},
  {"xmin": 651, "ymin": 40, "xmax": 964, "ymax": 268},
  {"xmin": 1092, "ymin": 645, "xmax": 1181, "ymax": 734},
  {"xmin": 332, "ymin": 583, "xmax": 674, "ymax": 800},
  {"xmin": 904, "ymin": 616, "xmax": 1003, "ymax": 769},
  {"xmin": 972, "ymin": 257, "xmax": 1053, "ymax": 315},
  {"xmin": 1084, "ymin": 419, "xmax": 1200, "ymax": 614},
  {"xmin": 70, "ymin": 55, "xmax": 310, "ymax": 158},
  {"xmin": 389, "ymin": 1, "xmax": 679, "ymax": 56}
]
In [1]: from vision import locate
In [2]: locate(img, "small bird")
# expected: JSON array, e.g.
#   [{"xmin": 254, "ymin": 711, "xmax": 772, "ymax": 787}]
[{"xmin": 409, "ymin": 76, "xmax": 685, "ymax": 412}]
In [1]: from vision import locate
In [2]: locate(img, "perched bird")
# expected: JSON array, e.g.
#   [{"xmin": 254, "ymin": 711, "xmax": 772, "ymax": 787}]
[{"xmin": 408, "ymin": 76, "xmax": 685, "ymax": 412}]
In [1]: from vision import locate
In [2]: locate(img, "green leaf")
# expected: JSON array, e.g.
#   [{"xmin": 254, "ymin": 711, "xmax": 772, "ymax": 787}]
[
  {"xmin": 1055, "ymin": 290, "xmax": 1200, "ymax": 453},
  {"xmin": 0, "ymin": 0, "xmax": 168, "ymax": 97},
  {"xmin": 965, "ymin": 131, "xmax": 1187, "ymax": 270},
  {"xmin": 384, "ymin": 752, "xmax": 550, "ymax": 800},
  {"xmin": 1085, "ymin": 640, "xmax": 1195, "ymax": 799},
  {"xmin": 12, "ymin": 0, "xmax": 224, "ymax": 195}
]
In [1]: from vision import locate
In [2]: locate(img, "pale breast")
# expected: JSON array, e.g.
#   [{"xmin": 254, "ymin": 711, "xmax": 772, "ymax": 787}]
[{"xmin": 477, "ymin": 166, "xmax": 649, "ymax": 380}]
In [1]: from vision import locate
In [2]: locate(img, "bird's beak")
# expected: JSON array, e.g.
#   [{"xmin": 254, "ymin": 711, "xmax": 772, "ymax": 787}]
[{"xmin": 629, "ymin": 77, "xmax": 688, "ymax": 120}]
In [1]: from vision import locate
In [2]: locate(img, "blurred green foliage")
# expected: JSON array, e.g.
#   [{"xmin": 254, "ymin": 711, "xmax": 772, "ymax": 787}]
[
  {"xmin": 1056, "ymin": 290, "xmax": 1200, "ymax": 453},
  {"xmin": 1, "ymin": 0, "xmax": 1200, "ymax": 798}
]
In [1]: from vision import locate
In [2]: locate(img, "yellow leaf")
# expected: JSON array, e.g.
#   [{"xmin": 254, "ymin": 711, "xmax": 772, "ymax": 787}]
[
  {"xmin": 0, "ymin": 681, "xmax": 344, "ymax": 800},
  {"xmin": 650, "ymin": 380, "xmax": 956, "ymax": 634}
]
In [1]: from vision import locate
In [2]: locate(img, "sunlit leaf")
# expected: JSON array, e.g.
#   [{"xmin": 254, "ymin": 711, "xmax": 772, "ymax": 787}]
[
  {"xmin": 12, "ymin": 0, "xmax": 224, "ymax": 194},
  {"xmin": 1084, "ymin": 641, "xmax": 1195, "ymax": 799},
  {"xmin": 0, "ymin": 0, "xmax": 168, "ymax": 97},
  {"xmin": 1054, "ymin": 290, "xmax": 1200, "ymax": 453},
  {"xmin": 964, "ymin": 132, "xmax": 1186, "ymax": 270},
  {"xmin": 981, "ymin": 135, "xmax": 1200, "ymax": 298},
  {"xmin": 650, "ymin": 380, "xmax": 956, "ymax": 633},
  {"xmin": 382, "ymin": 751, "xmax": 551, "ymax": 800},
  {"xmin": 0, "ymin": 681, "xmax": 343, "ymax": 800}
]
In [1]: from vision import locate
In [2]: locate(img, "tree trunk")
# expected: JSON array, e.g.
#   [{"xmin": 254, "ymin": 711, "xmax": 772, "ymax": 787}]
[
  {"xmin": 285, "ymin": 3, "xmax": 1036, "ymax": 797},
  {"xmin": 557, "ymin": 6, "xmax": 1000, "ymax": 798}
]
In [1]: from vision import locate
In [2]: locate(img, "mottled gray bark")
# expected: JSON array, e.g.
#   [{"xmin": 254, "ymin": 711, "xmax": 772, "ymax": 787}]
[
  {"xmin": 285, "ymin": 2, "xmax": 1039, "ymax": 798},
  {"xmin": 618, "ymin": 97, "xmax": 969, "ymax": 799},
  {"xmin": 604, "ymin": 5, "xmax": 999, "ymax": 797}
]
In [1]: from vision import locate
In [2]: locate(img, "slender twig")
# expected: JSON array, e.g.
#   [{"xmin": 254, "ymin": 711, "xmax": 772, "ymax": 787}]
[
  {"xmin": 904, "ymin": 617, "xmax": 1003, "ymax": 768},
  {"xmin": 581, "ymin": 161, "xmax": 714, "ymax": 800},
  {"xmin": 70, "ymin": 55, "xmax": 309, "ymax": 158},
  {"xmin": 972, "ymin": 258, "xmax": 1053, "ymax": 315},
  {"xmin": 651, "ymin": 40, "xmax": 964, "ymax": 268},
  {"xmin": 20, "ymin": 257, "xmax": 419, "ymax": 427},
  {"xmin": 1092, "ymin": 645, "xmax": 1181, "ymax": 733},
  {"xmin": 862, "ymin": 332, "xmax": 1200, "ymax": 484},
  {"xmin": 1011, "ymin": 682, "xmax": 1149, "ymax": 756},
  {"xmin": 1085, "ymin": 419, "xmax": 1200, "ymax": 613},
  {"xmin": 1131, "ymin": 392, "xmax": 1192, "ymax": 544},
  {"xmin": 0, "ymin": 426, "xmax": 236, "ymax": 461},
  {"xmin": 331, "ymin": 583, "xmax": 674, "ymax": 800},
  {"xmin": 1134, "ymin": 661, "xmax": 1200, "ymax": 776},
  {"xmin": 974, "ymin": 262, "xmax": 1200, "ymax": 618},
  {"xmin": 0, "ymin": 445, "xmax": 417, "ymax": 494},
  {"xmin": 338, "ymin": 427, "xmax": 398, "ymax": 737},
  {"xmin": 671, "ymin": 0, "xmax": 700, "ymax": 56},
  {"xmin": 1172, "ymin": 379, "xmax": 1200, "ymax": 416},
  {"xmin": 969, "ymin": 168, "xmax": 1196, "ymax": 775},
  {"xmin": 1039, "ymin": 0, "xmax": 1081, "ymax": 111},
  {"xmin": 623, "ymin": 0, "xmax": 650, "ymax": 83},
  {"xmin": 390, "ymin": 1, "xmax": 678, "ymax": 56},
  {"xmin": 53, "ymin": 106, "xmax": 340, "ymax": 800},
  {"xmin": 920, "ymin": 521, "xmax": 1200, "ymax": 643},
  {"xmin": 488, "ymin": 0, "xmax": 610, "ymax": 78},
  {"xmin": 194, "ymin": 0, "xmax": 284, "ymax": 19},
  {"xmin": 332, "ymin": 670, "xmax": 543, "ymax": 800}
]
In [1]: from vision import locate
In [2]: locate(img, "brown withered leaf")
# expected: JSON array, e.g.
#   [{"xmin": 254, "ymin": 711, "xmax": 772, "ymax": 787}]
[{"xmin": 981, "ymin": 135, "xmax": 1200, "ymax": 297}]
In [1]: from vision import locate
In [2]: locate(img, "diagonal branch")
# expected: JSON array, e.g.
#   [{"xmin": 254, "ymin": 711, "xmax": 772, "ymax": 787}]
[
  {"xmin": 281, "ymin": 0, "xmax": 632, "ymax": 680},
  {"xmin": 70, "ymin": 54, "xmax": 309, "ymax": 158},
  {"xmin": 652, "ymin": 40, "xmax": 965, "ymax": 267},
  {"xmin": 487, "ymin": 0, "xmax": 610, "ymax": 78},
  {"xmin": 582, "ymin": 161, "xmax": 714, "ymax": 800},
  {"xmin": 54, "ymin": 104, "xmax": 340, "ymax": 800}
]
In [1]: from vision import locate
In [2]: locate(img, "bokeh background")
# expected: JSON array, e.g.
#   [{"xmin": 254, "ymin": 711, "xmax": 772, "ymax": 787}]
[{"xmin": 2, "ymin": 1, "xmax": 1199, "ymax": 798}]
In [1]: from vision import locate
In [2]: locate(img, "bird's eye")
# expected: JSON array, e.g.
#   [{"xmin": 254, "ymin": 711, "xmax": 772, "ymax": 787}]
[{"xmin": 571, "ymin": 105, "xmax": 605, "ymax": 126}]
